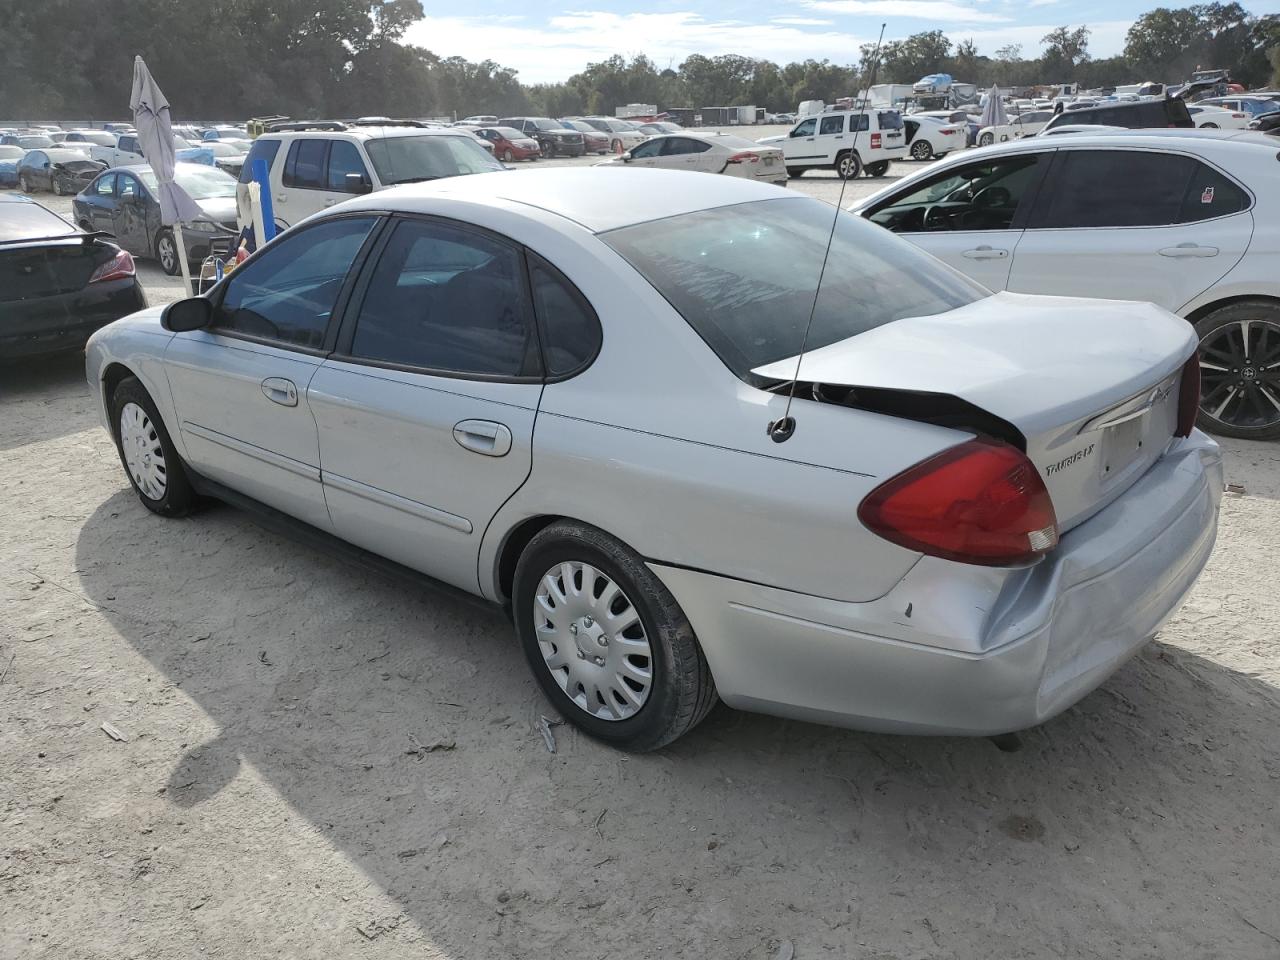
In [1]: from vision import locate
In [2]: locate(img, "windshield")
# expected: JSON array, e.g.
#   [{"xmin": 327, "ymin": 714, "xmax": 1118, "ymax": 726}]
[
  {"xmin": 530, "ymin": 118, "xmax": 561, "ymax": 131},
  {"xmin": 602, "ymin": 197, "xmax": 985, "ymax": 381},
  {"xmin": 139, "ymin": 166, "xmax": 237, "ymax": 200},
  {"xmin": 364, "ymin": 134, "xmax": 502, "ymax": 183},
  {"xmin": 563, "ymin": 121, "xmax": 594, "ymax": 133},
  {"xmin": 19, "ymin": 136, "xmax": 54, "ymax": 149},
  {"xmin": 45, "ymin": 150, "xmax": 96, "ymax": 164},
  {"xmin": 491, "ymin": 127, "xmax": 525, "ymax": 139}
]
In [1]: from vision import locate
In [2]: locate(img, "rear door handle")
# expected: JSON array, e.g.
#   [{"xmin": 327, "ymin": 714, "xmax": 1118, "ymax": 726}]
[
  {"xmin": 962, "ymin": 246, "xmax": 1009, "ymax": 260},
  {"xmin": 453, "ymin": 420, "xmax": 512, "ymax": 457},
  {"xmin": 261, "ymin": 377, "xmax": 298, "ymax": 406},
  {"xmin": 1158, "ymin": 243, "xmax": 1218, "ymax": 258}
]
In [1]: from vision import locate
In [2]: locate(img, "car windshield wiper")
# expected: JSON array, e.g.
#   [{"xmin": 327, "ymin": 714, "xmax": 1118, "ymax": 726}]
[{"xmin": 387, "ymin": 176, "xmax": 441, "ymax": 184}]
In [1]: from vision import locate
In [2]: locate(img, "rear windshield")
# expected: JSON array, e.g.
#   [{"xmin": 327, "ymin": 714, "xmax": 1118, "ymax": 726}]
[
  {"xmin": 364, "ymin": 134, "xmax": 502, "ymax": 184},
  {"xmin": 0, "ymin": 201, "xmax": 76, "ymax": 242},
  {"xmin": 602, "ymin": 197, "xmax": 986, "ymax": 381}
]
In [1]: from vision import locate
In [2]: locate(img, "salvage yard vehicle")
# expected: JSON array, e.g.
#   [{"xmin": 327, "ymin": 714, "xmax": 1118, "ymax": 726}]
[
  {"xmin": 596, "ymin": 131, "xmax": 787, "ymax": 186},
  {"xmin": 1040, "ymin": 97, "xmax": 1194, "ymax": 134},
  {"xmin": 575, "ymin": 116, "xmax": 646, "ymax": 153},
  {"xmin": 902, "ymin": 115, "xmax": 965, "ymax": 160},
  {"xmin": 17, "ymin": 148, "xmax": 104, "ymax": 195},
  {"xmin": 496, "ymin": 117, "xmax": 586, "ymax": 158},
  {"xmin": 557, "ymin": 120, "xmax": 612, "ymax": 155},
  {"xmin": 233, "ymin": 125, "xmax": 503, "ymax": 234},
  {"xmin": 977, "ymin": 109, "xmax": 1054, "ymax": 146},
  {"xmin": 757, "ymin": 109, "xmax": 907, "ymax": 179},
  {"xmin": 466, "ymin": 126, "xmax": 542, "ymax": 162},
  {"xmin": 74, "ymin": 163, "xmax": 239, "ymax": 276},
  {"xmin": 851, "ymin": 130, "xmax": 1280, "ymax": 439},
  {"xmin": 1187, "ymin": 105, "xmax": 1253, "ymax": 129},
  {"xmin": 86, "ymin": 168, "xmax": 1221, "ymax": 751},
  {"xmin": 1, "ymin": 194, "xmax": 144, "ymax": 360}
]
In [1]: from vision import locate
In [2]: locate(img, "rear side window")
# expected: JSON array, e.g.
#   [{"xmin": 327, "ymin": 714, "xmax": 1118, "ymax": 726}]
[
  {"xmin": 528, "ymin": 254, "xmax": 601, "ymax": 377},
  {"xmin": 819, "ymin": 116, "xmax": 844, "ymax": 135},
  {"xmin": 239, "ymin": 137, "xmax": 281, "ymax": 184},
  {"xmin": 283, "ymin": 139, "xmax": 327, "ymax": 189},
  {"xmin": 1180, "ymin": 164, "xmax": 1248, "ymax": 222},
  {"xmin": 877, "ymin": 111, "xmax": 903, "ymax": 130},
  {"xmin": 1033, "ymin": 150, "xmax": 1196, "ymax": 228}
]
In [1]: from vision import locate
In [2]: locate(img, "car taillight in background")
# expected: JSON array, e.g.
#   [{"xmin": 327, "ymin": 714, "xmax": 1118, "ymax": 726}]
[
  {"xmin": 858, "ymin": 439, "xmax": 1059, "ymax": 566},
  {"xmin": 870, "ymin": 133, "xmax": 882, "ymax": 148},
  {"xmin": 1176, "ymin": 352, "xmax": 1200, "ymax": 437},
  {"xmin": 726, "ymin": 152, "xmax": 760, "ymax": 164},
  {"xmin": 88, "ymin": 248, "xmax": 135, "ymax": 284}
]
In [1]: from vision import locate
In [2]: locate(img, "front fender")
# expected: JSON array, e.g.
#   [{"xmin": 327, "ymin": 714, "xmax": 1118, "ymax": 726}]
[{"xmin": 85, "ymin": 310, "xmax": 182, "ymax": 454}]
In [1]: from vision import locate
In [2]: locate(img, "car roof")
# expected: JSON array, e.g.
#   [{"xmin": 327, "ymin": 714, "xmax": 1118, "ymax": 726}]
[
  {"xmin": 336, "ymin": 167, "xmax": 791, "ymax": 233},
  {"xmin": 110, "ymin": 161, "xmax": 226, "ymax": 175},
  {"xmin": 977, "ymin": 128, "xmax": 1277, "ymax": 151},
  {"xmin": 260, "ymin": 127, "xmax": 475, "ymax": 142}
]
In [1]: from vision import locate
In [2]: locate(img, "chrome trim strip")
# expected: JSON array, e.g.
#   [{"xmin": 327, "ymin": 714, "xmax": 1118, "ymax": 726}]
[
  {"xmin": 182, "ymin": 422, "xmax": 321, "ymax": 482},
  {"xmin": 322, "ymin": 471, "xmax": 473, "ymax": 534}
]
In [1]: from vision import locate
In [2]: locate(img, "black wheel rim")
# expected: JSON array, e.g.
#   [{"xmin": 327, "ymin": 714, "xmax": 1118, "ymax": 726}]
[{"xmin": 1199, "ymin": 319, "xmax": 1280, "ymax": 429}]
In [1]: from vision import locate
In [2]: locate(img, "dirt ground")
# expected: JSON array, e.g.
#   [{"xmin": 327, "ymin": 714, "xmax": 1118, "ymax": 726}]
[{"xmin": 3, "ymin": 168, "xmax": 1280, "ymax": 959}]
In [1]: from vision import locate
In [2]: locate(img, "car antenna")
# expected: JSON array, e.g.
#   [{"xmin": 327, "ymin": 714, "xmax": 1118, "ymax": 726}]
[{"xmin": 769, "ymin": 22, "xmax": 887, "ymax": 444}]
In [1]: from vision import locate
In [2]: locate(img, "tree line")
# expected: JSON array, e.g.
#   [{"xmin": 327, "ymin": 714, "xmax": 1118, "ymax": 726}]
[{"xmin": 0, "ymin": 0, "xmax": 1276, "ymax": 122}]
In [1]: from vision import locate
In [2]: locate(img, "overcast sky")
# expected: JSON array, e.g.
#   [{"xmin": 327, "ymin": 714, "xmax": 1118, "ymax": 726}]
[{"xmin": 403, "ymin": 0, "xmax": 1280, "ymax": 84}]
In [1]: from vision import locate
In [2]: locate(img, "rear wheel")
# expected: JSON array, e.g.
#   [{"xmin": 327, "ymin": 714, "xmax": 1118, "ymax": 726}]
[
  {"xmin": 110, "ymin": 377, "xmax": 196, "ymax": 516},
  {"xmin": 1201, "ymin": 122, "xmax": 1219, "ymax": 129},
  {"xmin": 18, "ymin": 174, "xmax": 32, "ymax": 193},
  {"xmin": 156, "ymin": 229, "xmax": 180, "ymax": 276},
  {"xmin": 910, "ymin": 140, "xmax": 933, "ymax": 161},
  {"xmin": 786, "ymin": 166, "xmax": 804, "ymax": 179},
  {"xmin": 513, "ymin": 521, "xmax": 717, "ymax": 752},
  {"xmin": 502, "ymin": 148, "xmax": 514, "ymax": 162},
  {"xmin": 835, "ymin": 151, "xmax": 862, "ymax": 180},
  {"xmin": 1194, "ymin": 300, "xmax": 1280, "ymax": 441},
  {"xmin": 51, "ymin": 177, "xmax": 64, "ymax": 196},
  {"xmin": 865, "ymin": 161, "xmax": 890, "ymax": 177}
]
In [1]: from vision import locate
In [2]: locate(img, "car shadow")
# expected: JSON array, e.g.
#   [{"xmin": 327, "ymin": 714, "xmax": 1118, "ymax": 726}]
[
  {"xmin": 74, "ymin": 490, "xmax": 1280, "ymax": 958},
  {"xmin": 0, "ymin": 351, "xmax": 100, "ymax": 451}
]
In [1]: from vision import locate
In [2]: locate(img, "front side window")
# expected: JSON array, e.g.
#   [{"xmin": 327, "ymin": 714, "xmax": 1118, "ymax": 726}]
[
  {"xmin": 93, "ymin": 173, "xmax": 116, "ymax": 197},
  {"xmin": 348, "ymin": 218, "xmax": 537, "ymax": 377},
  {"xmin": 327, "ymin": 140, "xmax": 370, "ymax": 192},
  {"xmin": 819, "ymin": 116, "xmax": 844, "ymax": 135},
  {"xmin": 238, "ymin": 137, "xmax": 281, "ymax": 184},
  {"xmin": 1033, "ymin": 150, "xmax": 1196, "ymax": 228},
  {"xmin": 118, "ymin": 175, "xmax": 138, "ymax": 199},
  {"xmin": 283, "ymin": 139, "xmax": 327, "ymax": 189},
  {"xmin": 629, "ymin": 139, "xmax": 663, "ymax": 159},
  {"xmin": 603, "ymin": 197, "xmax": 985, "ymax": 382},
  {"xmin": 791, "ymin": 119, "xmax": 816, "ymax": 137},
  {"xmin": 868, "ymin": 154, "xmax": 1044, "ymax": 233},
  {"xmin": 214, "ymin": 216, "xmax": 377, "ymax": 349},
  {"xmin": 120, "ymin": 136, "xmax": 138, "ymax": 154}
]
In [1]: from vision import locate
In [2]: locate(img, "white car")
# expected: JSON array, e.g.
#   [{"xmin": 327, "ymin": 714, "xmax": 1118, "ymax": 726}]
[
  {"xmin": 88, "ymin": 131, "xmax": 195, "ymax": 168},
  {"xmin": 757, "ymin": 109, "xmax": 907, "ymax": 179},
  {"xmin": 85, "ymin": 168, "xmax": 1221, "ymax": 751},
  {"xmin": 851, "ymin": 129, "xmax": 1280, "ymax": 439},
  {"xmin": 576, "ymin": 117, "xmax": 646, "ymax": 153},
  {"xmin": 902, "ymin": 115, "xmax": 966, "ymax": 161},
  {"xmin": 233, "ymin": 125, "xmax": 503, "ymax": 234},
  {"xmin": 1187, "ymin": 104, "xmax": 1253, "ymax": 129},
  {"xmin": 596, "ymin": 131, "xmax": 786, "ymax": 185},
  {"xmin": 977, "ymin": 110, "xmax": 1054, "ymax": 146}
]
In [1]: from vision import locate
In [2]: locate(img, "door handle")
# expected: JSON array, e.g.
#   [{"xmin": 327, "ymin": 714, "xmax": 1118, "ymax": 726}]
[
  {"xmin": 261, "ymin": 377, "xmax": 298, "ymax": 407},
  {"xmin": 1158, "ymin": 243, "xmax": 1218, "ymax": 258},
  {"xmin": 452, "ymin": 419, "xmax": 512, "ymax": 457},
  {"xmin": 962, "ymin": 246, "xmax": 1009, "ymax": 260},
  {"xmin": 275, "ymin": 194, "xmax": 287, "ymax": 203}
]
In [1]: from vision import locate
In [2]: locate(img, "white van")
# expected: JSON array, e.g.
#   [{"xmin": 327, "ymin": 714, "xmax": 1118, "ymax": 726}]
[{"xmin": 758, "ymin": 109, "xmax": 907, "ymax": 179}]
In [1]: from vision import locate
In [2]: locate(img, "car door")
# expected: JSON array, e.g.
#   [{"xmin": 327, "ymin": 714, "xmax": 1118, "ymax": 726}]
[
  {"xmin": 782, "ymin": 117, "xmax": 819, "ymax": 164},
  {"xmin": 117, "ymin": 134, "xmax": 142, "ymax": 163},
  {"xmin": 26, "ymin": 151, "xmax": 50, "ymax": 189},
  {"xmin": 163, "ymin": 214, "xmax": 382, "ymax": 528},
  {"xmin": 861, "ymin": 150, "xmax": 1051, "ymax": 290},
  {"xmin": 812, "ymin": 114, "xmax": 848, "ymax": 163},
  {"xmin": 112, "ymin": 173, "xmax": 152, "ymax": 257},
  {"xmin": 274, "ymin": 138, "xmax": 334, "ymax": 225},
  {"xmin": 83, "ymin": 173, "xmax": 117, "ymax": 231},
  {"xmin": 657, "ymin": 137, "xmax": 710, "ymax": 171},
  {"xmin": 1007, "ymin": 147, "xmax": 1254, "ymax": 312},
  {"xmin": 307, "ymin": 215, "xmax": 545, "ymax": 592}
]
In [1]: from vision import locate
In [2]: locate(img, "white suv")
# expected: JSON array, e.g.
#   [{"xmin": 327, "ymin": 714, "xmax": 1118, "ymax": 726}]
[
  {"xmin": 757, "ymin": 109, "xmax": 907, "ymax": 179},
  {"xmin": 235, "ymin": 125, "xmax": 503, "ymax": 234}
]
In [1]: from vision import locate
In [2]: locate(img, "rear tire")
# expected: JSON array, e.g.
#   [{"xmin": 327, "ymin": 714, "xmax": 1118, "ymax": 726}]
[
  {"xmin": 51, "ymin": 177, "xmax": 64, "ymax": 196},
  {"xmin": 835, "ymin": 151, "xmax": 862, "ymax": 180},
  {"xmin": 865, "ymin": 161, "xmax": 890, "ymax": 177},
  {"xmin": 513, "ymin": 521, "xmax": 717, "ymax": 752},
  {"xmin": 786, "ymin": 166, "xmax": 803, "ymax": 179},
  {"xmin": 156, "ymin": 229, "xmax": 180, "ymax": 276},
  {"xmin": 18, "ymin": 174, "xmax": 32, "ymax": 193},
  {"xmin": 1201, "ymin": 122, "xmax": 1219, "ymax": 129},
  {"xmin": 110, "ymin": 377, "xmax": 196, "ymax": 516},
  {"xmin": 502, "ymin": 148, "xmax": 514, "ymax": 162},
  {"xmin": 1193, "ymin": 300, "xmax": 1280, "ymax": 441}
]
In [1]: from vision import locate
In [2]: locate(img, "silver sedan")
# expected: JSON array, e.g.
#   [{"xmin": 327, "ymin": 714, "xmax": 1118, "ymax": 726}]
[{"xmin": 86, "ymin": 168, "xmax": 1222, "ymax": 751}]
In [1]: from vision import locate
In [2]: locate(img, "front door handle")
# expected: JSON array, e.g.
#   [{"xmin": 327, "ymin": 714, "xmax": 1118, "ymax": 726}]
[
  {"xmin": 261, "ymin": 377, "xmax": 298, "ymax": 407},
  {"xmin": 1158, "ymin": 243, "xmax": 1218, "ymax": 258},
  {"xmin": 962, "ymin": 246, "xmax": 1009, "ymax": 260},
  {"xmin": 453, "ymin": 419, "xmax": 512, "ymax": 457},
  {"xmin": 275, "ymin": 194, "xmax": 287, "ymax": 203}
]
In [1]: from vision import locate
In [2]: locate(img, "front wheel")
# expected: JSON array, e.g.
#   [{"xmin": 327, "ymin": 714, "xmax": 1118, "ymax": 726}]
[
  {"xmin": 786, "ymin": 166, "xmax": 804, "ymax": 179},
  {"xmin": 978, "ymin": 132, "xmax": 994, "ymax": 147},
  {"xmin": 18, "ymin": 174, "xmax": 32, "ymax": 193},
  {"xmin": 51, "ymin": 177, "xmax": 64, "ymax": 196},
  {"xmin": 541, "ymin": 141, "xmax": 556, "ymax": 158},
  {"xmin": 835, "ymin": 151, "xmax": 862, "ymax": 180},
  {"xmin": 865, "ymin": 161, "xmax": 890, "ymax": 177},
  {"xmin": 910, "ymin": 140, "xmax": 933, "ymax": 161},
  {"xmin": 502, "ymin": 148, "xmax": 514, "ymax": 162},
  {"xmin": 110, "ymin": 377, "xmax": 196, "ymax": 516},
  {"xmin": 1194, "ymin": 301, "xmax": 1280, "ymax": 440},
  {"xmin": 156, "ymin": 228, "xmax": 180, "ymax": 276},
  {"xmin": 513, "ymin": 521, "xmax": 717, "ymax": 752}
]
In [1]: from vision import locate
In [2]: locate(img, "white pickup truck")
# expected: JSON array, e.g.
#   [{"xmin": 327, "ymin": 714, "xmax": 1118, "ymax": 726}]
[{"xmin": 89, "ymin": 132, "xmax": 199, "ymax": 167}]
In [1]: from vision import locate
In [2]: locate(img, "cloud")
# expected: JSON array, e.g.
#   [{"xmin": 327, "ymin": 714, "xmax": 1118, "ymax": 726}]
[
  {"xmin": 771, "ymin": 16, "xmax": 836, "ymax": 25},
  {"xmin": 403, "ymin": 12, "xmax": 867, "ymax": 83},
  {"xmin": 947, "ymin": 20, "xmax": 1134, "ymax": 59},
  {"xmin": 1026, "ymin": 0, "xmax": 1059, "ymax": 6},
  {"xmin": 800, "ymin": 1, "xmax": 1011, "ymax": 23}
]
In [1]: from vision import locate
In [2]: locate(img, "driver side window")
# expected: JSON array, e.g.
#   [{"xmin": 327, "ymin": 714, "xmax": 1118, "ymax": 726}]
[
  {"xmin": 867, "ymin": 154, "xmax": 1044, "ymax": 234},
  {"xmin": 791, "ymin": 118, "xmax": 816, "ymax": 137},
  {"xmin": 213, "ymin": 216, "xmax": 377, "ymax": 349},
  {"xmin": 630, "ymin": 139, "xmax": 663, "ymax": 159}
]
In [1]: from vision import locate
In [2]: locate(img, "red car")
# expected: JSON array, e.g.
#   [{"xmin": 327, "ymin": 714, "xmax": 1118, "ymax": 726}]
[{"xmin": 471, "ymin": 125, "xmax": 542, "ymax": 162}]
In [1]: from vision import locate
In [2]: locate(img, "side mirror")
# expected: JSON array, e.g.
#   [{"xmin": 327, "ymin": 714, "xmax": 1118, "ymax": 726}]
[
  {"xmin": 162, "ymin": 296, "xmax": 213, "ymax": 332},
  {"xmin": 621, "ymin": 153, "xmax": 632, "ymax": 162},
  {"xmin": 344, "ymin": 172, "xmax": 372, "ymax": 194}
]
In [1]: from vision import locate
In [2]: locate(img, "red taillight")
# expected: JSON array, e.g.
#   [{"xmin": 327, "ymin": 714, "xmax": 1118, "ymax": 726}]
[
  {"xmin": 1175, "ymin": 352, "xmax": 1200, "ymax": 437},
  {"xmin": 858, "ymin": 439, "xmax": 1059, "ymax": 566},
  {"xmin": 88, "ymin": 248, "xmax": 135, "ymax": 284},
  {"xmin": 726, "ymin": 152, "xmax": 759, "ymax": 163},
  {"xmin": 870, "ymin": 133, "xmax": 882, "ymax": 148},
  {"xmin": 941, "ymin": 128, "xmax": 957, "ymax": 135}
]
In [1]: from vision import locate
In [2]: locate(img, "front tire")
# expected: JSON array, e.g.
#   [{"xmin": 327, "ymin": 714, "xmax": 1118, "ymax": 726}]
[
  {"xmin": 51, "ymin": 177, "xmax": 64, "ymax": 196},
  {"xmin": 502, "ymin": 148, "xmax": 514, "ymax": 162},
  {"xmin": 786, "ymin": 166, "xmax": 804, "ymax": 179},
  {"xmin": 910, "ymin": 140, "xmax": 933, "ymax": 161},
  {"xmin": 1194, "ymin": 300, "xmax": 1280, "ymax": 441},
  {"xmin": 835, "ymin": 151, "xmax": 862, "ymax": 180},
  {"xmin": 979, "ymin": 132, "xmax": 994, "ymax": 146},
  {"xmin": 156, "ymin": 228, "xmax": 180, "ymax": 276},
  {"xmin": 110, "ymin": 377, "xmax": 196, "ymax": 516},
  {"xmin": 513, "ymin": 521, "xmax": 717, "ymax": 752},
  {"xmin": 18, "ymin": 174, "xmax": 32, "ymax": 193}
]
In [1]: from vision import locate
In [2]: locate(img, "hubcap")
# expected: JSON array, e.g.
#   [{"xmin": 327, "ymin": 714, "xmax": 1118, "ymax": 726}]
[
  {"xmin": 159, "ymin": 236, "xmax": 175, "ymax": 271},
  {"xmin": 1199, "ymin": 318, "xmax": 1280, "ymax": 429},
  {"xmin": 119, "ymin": 402, "xmax": 168, "ymax": 500},
  {"xmin": 912, "ymin": 142, "xmax": 930, "ymax": 159},
  {"xmin": 533, "ymin": 561, "xmax": 653, "ymax": 721}
]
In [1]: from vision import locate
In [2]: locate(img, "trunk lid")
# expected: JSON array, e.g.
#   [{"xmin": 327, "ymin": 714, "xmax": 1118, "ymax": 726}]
[{"xmin": 753, "ymin": 291, "xmax": 1196, "ymax": 531}]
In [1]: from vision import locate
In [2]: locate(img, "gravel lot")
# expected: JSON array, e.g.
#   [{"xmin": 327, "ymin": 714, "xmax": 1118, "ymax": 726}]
[{"xmin": 3, "ymin": 153, "xmax": 1280, "ymax": 960}]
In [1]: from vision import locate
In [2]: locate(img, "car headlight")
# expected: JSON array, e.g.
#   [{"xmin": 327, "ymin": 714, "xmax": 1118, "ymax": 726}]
[{"xmin": 186, "ymin": 220, "xmax": 219, "ymax": 233}]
